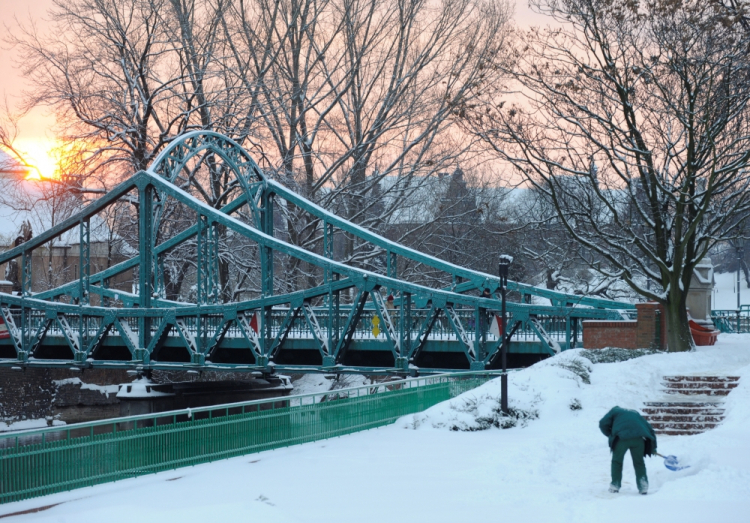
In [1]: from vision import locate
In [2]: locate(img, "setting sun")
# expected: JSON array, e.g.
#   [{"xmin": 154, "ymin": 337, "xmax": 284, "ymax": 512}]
[{"xmin": 14, "ymin": 138, "xmax": 61, "ymax": 181}]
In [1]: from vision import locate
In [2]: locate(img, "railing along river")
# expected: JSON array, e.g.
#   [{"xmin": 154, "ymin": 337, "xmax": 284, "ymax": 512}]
[{"xmin": 0, "ymin": 370, "xmax": 502, "ymax": 505}]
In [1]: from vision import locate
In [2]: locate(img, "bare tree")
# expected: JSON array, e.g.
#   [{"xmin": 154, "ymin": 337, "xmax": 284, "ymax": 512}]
[
  {"xmin": 220, "ymin": 0, "xmax": 512, "ymax": 288},
  {"xmin": 7, "ymin": 0, "xmax": 513, "ymax": 303},
  {"xmin": 0, "ymin": 102, "xmax": 30, "ymax": 169},
  {"xmin": 8, "ymin": 0, "xmax": 254, "ymax": 300},
  {"xmin": 470, "ymin": 0, "xmax": 750, "ymax": 351},
  {"xmin": 9, "ymin": 0, "xmax": 187, "ymax": 183}
]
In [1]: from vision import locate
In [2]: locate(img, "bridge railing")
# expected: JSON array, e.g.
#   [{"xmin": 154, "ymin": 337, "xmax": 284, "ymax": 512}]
[
  {"xmin": 7, "ymin": 306, "xmax": 592, "ymax": 345},
  {"xmin": 0, "ymin": 370, "xmax": 501, "ymax": 505},
  {"xmin": 711, "ymin": 308, "xmax": 750, "ymax": 333},
  {"xmin": 166, "ymin": 309, "xmax": 586, "ymax": 345},
  {"xmin": 242, "ymin": 308, "xmax": 587, "ymax": 344}
]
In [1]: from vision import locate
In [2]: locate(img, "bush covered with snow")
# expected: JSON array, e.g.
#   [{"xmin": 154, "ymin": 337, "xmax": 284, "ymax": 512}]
[
  {"xmin": 579, "ymin": 347, "xmax": 662, "ymax": 364},
  {"xmin": 397, "ymin": 344, "xmax": 721, "ymax": 434},
  {"xmin": 400, "ymin": 350, "xmax": 597, "ymax": 432}
]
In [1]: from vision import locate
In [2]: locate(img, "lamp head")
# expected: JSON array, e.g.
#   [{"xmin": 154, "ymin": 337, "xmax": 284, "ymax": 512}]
[{"xmin": 498, "ymin": 254, "xmax": 513, "ymax": 279}]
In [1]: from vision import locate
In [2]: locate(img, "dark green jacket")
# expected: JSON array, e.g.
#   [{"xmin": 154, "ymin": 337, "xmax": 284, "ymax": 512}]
[{"xmin": 599, "ymin": 407, "xmax": 657, "ymax": 457}]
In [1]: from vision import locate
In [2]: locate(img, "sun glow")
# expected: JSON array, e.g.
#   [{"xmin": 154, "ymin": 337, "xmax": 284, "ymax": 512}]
[{"xmin": 15, "ymin": 139, "xmax": 62, "ymax": 181}]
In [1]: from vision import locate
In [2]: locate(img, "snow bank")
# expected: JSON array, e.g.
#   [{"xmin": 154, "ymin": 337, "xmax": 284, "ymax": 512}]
[
  {"xmin": 399, "ymin": 350, "xmax": 593, "ymax": 431},
  {"xmin": 52, "ymin": 378, "xmax": 120, "ymax": 398},
  {"xmin": 401, "ymin": 337, "xmax": 750, "ymax": 435},
  {"xmin": 290, "ymin": 373, "xmax": 384, "ymax": 396},
  {"xmin": 394, "ymin": 335, "xmax": 750, "ymax": 509},
  {"xmin": 0, "ymin": 418, "xmax": 65, "ymax": 433}
]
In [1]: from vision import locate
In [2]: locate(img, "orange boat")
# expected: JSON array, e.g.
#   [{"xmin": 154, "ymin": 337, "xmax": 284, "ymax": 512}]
[{"xmin": 689, "ymin": 319, "xmax": 719, "ymax": 346}]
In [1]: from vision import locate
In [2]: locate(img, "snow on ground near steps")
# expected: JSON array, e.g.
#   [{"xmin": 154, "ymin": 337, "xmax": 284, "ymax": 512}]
[{"xmin": 4, "ymin": 338, "xmax": 750, "ymax": 523}]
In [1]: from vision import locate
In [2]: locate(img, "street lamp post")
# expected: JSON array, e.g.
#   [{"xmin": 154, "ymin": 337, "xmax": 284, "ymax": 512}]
[
  {"xmin": 739, "ymin": 245, "xmax": 745, "ymax": 311},
  {"xmin": 498, "ymin": 255, "xmax": 513, "ymax": 415}
]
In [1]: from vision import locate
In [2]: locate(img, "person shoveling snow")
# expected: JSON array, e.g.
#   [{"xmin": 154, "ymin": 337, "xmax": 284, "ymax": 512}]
[{"xmin": 599, "ymin": 406, "xmax": 658, "ymax": 495}]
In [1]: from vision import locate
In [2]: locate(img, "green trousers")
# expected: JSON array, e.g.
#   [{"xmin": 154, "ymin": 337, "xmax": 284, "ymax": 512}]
[{"xmin": 611, "ymin": 437, "xmax": 649, "ymax": 493}]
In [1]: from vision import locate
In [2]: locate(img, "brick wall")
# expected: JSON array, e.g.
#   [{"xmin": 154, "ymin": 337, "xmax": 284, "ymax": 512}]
[
  {"xmin": 582, "ymin": 320, "xmax": 638, "ymax": 349},
  {"xmin": 582, "ymin": 302, "xmax": 667, "ymax": 350},
  {"xmin": 635, "ymin": 302, "xmax": 667, "ymax": 350},
  {"xmin": 0, "ymin": 368, "xmax": 134, "ymax": 424},
  {"xmin": 0, "ymin": 368, "xmax": 282, "ymax": 426}
]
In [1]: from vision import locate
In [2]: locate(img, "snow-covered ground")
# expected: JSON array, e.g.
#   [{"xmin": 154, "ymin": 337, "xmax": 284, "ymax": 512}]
[
  {"xmin": 3, "ymin": 336, "xmax": 750, "ymax": 522},
  {"xmin": 288, "ymin": 373, "xmax": 371, "ymax": 395},
  {"xmin": 0, "ymin": 419, "xmax": 65, "ymax": 432},
  {"xmin": 713, "ymin": 271, "xmax": 750, "ymax": 310}
]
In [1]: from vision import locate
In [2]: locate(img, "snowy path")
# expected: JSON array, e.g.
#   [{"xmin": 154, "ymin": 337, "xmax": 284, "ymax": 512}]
[{"xmin": 3, "ymin": 336, "xmax": 750, "ymax": 522}]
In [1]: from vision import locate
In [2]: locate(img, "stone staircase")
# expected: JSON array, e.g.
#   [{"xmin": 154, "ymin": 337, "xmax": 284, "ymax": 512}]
[{"xmin": 642, "ymin": 376, "xmax": 740, "ymax": 436}]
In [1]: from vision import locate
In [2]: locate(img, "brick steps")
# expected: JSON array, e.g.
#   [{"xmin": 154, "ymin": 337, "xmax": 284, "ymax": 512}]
[
  {"xmin": 663, "ymin": 376, "xmax": 740, "ymax": 383},
  {"xmin": 646, "ymin": 406, "xmax": 724, "ymax": 410},
  {"xmin": 664, "ymin": 382, "xmax": 738, "ymax": 390},
  {"xmin": 662, "ymin": 375, "xmax": 739, "ymax": 396},
  {"xmin": 645, "ymin": 414, "xmax": 723, "ymax": 423},
  {"xmin": 664, "ymin": 389, "xmax": 732, "ymax": 396},
  {"xmin": 642, "ymin": 376, "xmax": 739, "ymax": 436},
  {"xmin": 650, "ymin": 421, "xmax": 720, "ymax": 431},
  {"xmin": 642, "ymin": 406, "xmax": 724, "ymax": 416}
]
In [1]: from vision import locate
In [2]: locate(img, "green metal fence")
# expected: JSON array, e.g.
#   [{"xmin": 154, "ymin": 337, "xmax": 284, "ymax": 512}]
[
  {"xmin": 0, "ymin": 371, "xmax": 499, "ymax": 505},
  {"xmin": 711, "ymin": 308, "xmax": 750, "ymax": 333}
]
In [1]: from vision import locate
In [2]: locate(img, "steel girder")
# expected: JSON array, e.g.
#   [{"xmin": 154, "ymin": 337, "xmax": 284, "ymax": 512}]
[
  {"xmin": 0, "ymin": 132, "xmax": 633, "ymax": 375},
  {"xmin": 262, "ymin": 178, "xmax": 634, "ymax": 311}
]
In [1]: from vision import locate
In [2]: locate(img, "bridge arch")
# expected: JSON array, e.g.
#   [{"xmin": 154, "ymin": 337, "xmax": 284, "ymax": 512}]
[
  {"xmin": 147, "ymin": 130, "xmax": 266, "ymax": 187},
  {"xmin": 146, "ymin": 131, "xmax": 269, "ymax": 231}
]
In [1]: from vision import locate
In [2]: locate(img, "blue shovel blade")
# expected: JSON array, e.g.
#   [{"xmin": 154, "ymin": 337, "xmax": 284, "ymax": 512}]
[{"xmin": 663, "ymin": 455, "xmax": 689, "ymax": 471}]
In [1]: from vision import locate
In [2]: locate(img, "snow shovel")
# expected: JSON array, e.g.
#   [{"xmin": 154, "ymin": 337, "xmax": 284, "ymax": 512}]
[{"xmin": 656, "ymin": 452, "xmax": 689, "ymax": 471}]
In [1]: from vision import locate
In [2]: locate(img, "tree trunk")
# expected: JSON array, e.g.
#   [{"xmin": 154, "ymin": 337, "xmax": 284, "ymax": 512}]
[{"xmin": 664, "ymin": 286, "xmax": 694, "ymax": 352}]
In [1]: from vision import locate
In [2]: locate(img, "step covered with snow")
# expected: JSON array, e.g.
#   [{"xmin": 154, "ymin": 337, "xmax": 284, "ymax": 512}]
[
  {"xmin": 642, "ymin": 376, "xmax": 739, "ymax": 435},
  {"xmin": 662, "ymin": 376, "xmax": 739, "ymax": 396}
]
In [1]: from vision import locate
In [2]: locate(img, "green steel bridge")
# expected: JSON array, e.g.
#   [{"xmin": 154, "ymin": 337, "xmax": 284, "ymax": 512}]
[{"xmin": 0, "ymin": 132, "xmax": 635, "ymax": 376}]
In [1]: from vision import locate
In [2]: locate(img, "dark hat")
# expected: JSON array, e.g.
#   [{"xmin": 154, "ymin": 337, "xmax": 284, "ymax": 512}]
[{"xmin": 387, "ymin": 295, "xmax": 394, "ymax": 301}]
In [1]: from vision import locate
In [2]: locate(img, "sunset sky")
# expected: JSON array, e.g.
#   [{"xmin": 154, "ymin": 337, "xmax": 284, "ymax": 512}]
[
  {"xmin": 0, "ymin": 0, "xmax": 545, "ymax": 179},
  {"xmin": 1, "ymin": 0, "xmax": 55, "ymax": 135},
  {"xmin": 1, "ymin": 0, "xmax": 56, "ymax": 177}
]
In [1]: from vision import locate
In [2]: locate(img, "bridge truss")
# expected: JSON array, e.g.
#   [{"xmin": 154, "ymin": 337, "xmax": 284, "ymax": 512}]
[{"xmin": 0, "ymin": 132, "xmax": 633, "ymax": 375}]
